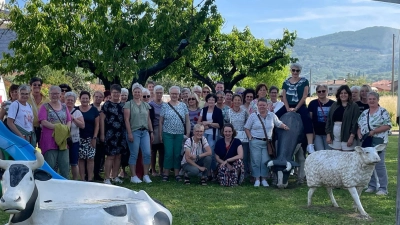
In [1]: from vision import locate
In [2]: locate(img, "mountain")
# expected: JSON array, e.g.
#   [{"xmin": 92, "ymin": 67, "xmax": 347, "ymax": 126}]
[{"xmin": 267, "ymin": 26, "xmax": 400, "ymax": 83}]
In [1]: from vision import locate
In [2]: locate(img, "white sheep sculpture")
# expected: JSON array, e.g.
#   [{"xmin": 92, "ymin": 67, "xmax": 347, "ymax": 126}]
[{"xmin": 305, "ymin": 144, "xmax": 385, "ymax": 219}]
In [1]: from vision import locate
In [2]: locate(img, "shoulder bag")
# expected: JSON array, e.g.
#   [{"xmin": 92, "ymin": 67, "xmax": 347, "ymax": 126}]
[
  {"xmin": 257, "ymin": 114, "xmax": 276, "ymax": 158},
  {"xmin": 361, "ymin": 109, "xmax": 384, "ymax": 148}
]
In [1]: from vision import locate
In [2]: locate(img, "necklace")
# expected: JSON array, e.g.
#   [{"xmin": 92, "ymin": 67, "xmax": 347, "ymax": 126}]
[{"xmin": 232, "ymin": 107, "xmax": 240, "ymax": 113}]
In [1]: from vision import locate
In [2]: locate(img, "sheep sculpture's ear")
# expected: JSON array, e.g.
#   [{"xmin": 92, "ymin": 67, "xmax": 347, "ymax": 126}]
[
  {"xmin": 374, "ymin": 144, "xmax": 386, "ymax": 152},
  {"xmin": 354, "ymin": 146, "xmax": 364, "ymax": 153}
]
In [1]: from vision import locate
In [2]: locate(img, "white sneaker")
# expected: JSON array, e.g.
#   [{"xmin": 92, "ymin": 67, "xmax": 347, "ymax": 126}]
[
  {"xmin": 143, "ymin": 175, "xmax": 152, "ymax": 183},
  {"xmin": 261, "ymin": 180, "xmax": 269, "ymax": 187},
  {"xmin": 307, "ymin": 144, "xmax": 315, "ymax": 154},
  {"xmin": 254, "ymin": 180, "xmax": 260, "ymax": 187},
  {"xmin": 376, "ymin": 190, "xmax": 388, "ymax": 196},
  {"xmin": 113, "ymin": 177, "xmax": 123, "ymax": 184},
  {"xmin": 130, "ymin": 176, "xmax": 142, "ymax": 184},
  {"xmin": 364, "ymin": 187, "xmax": 375, "ymax": 193},
  {"xmin": 104, "ymin": 179, "xmax": 112, "ymax": 185}
]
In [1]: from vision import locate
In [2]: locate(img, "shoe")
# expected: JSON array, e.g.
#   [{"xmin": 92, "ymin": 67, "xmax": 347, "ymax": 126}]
[
  {"xmin": 104, "ymin": 179, "xmax": 111, "ymax": 185},
  {"xmin": 143, "ymin": 175, "xmax": 152, "ymax": 183},
  {"xmin": 376, "ymin": 190, "xmax": 388, "ymax": 196},
  {"xmin": 113, "ymin": 177, "xmax": 123, "ymax": 184},
  {"xmin": 307, "ymin": 144, "xmax": 315, "ymax": 154},
  {"xmin": 254, "ymin": 180, "xmax": 260, "ymax": 187},
  {"xmin": 364, "ymin": 187, "xmax": 376, "ymax": 193},
  {"xmin": 130, "ymin": 176, "xmax": 142, "ymax": 184},
  {"xmin": 261, "ymin": 180, "xmax": 269, "ymax": 187}
]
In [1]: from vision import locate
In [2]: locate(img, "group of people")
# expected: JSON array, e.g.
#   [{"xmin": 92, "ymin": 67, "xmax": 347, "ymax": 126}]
[{"xmin": 0, "ymin": 63, "xmax": 392, "ymax": 193}]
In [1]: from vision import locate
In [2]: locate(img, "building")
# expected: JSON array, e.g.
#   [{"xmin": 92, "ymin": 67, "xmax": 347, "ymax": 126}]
[
  {"xmin": 371, "ymin": 80, "xmax": 398, "ymax": 92},
  {"xmin": 310, "ymin": 79, "xmax": 347, "ymax": 96}
]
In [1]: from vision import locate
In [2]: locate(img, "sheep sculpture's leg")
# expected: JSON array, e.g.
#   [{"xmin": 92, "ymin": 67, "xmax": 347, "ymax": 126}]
[
  {"xmin": 353, "ymin": 187, "xmax": 364, "ymax": 212},
  {"xmin": 307, "ymin": 187, "xmax": 317, "ymax": 206},
  {"xmin": 326, "ymin": 187, "xmax": 339, "ymax": 207},
  {"xmin": 348, "ymin": 187, "xmax": 370, "ymax": 219},
  {"xmin": 296, "ymin": 146, "xmax": 306, "ymax": 183}
]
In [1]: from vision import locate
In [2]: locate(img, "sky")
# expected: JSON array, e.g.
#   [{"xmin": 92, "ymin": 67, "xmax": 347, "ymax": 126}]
[{"xmin": 214, "ymin": 0, "xmax": 400, "ymax": 39}]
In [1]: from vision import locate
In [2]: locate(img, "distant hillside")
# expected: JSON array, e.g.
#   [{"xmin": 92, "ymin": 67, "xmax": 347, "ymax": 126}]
[{"xmin": 266, "ymin": 26, "xmax": 400, "ymax": 83}]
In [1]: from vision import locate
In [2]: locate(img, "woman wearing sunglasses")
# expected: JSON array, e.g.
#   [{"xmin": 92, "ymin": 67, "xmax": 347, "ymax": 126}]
[
  {"xmin": 308, "ymin": 85, "xmax": 334, "ymax": 151},
  {"xmin": 187, "ymin": 93, "xmax": 201, "ymax": 136}
]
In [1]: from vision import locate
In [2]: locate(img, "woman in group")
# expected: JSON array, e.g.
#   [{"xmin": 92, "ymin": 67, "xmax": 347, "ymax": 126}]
[
  {"xmin": 159, "ymin": 86, "xmax": 190, "ymax": 182},
  {"xmin": 198, "ymin": 93, "xmax": 223, "ymax": 178},
  {"xmin": 120, "ymin": 88, "xmax": 129, "ymax": 103},
  {"xmin": 248, "ymin": 84, "xmax": 268, "ymax": 114},
  {"xmin": 149, "ymin": 85, "xmax": 165, "ymax": 176},
  {"xmin": 325, "ymin": 85, "xmax": 359, "ymax": 151},
  {"xmin": 227, "ymin": 94, "xmax": 250, "ymax": 176},
  {"xmin": 275, "ymin": 63, "xmax": 315, "ymax": 153},
  {"xmin": 0, "ymin": 84, "xmax": 19, "ymax": 120},
  {"xmin": 215, "ymin": 124, "xmax": 244, "ymax": 187},
  {"xmin": 181, "ymin": 124, "xmax": 212, "ymax": 185},
  {"xmin": 39, "ymin": 85, "xmax": 71, "ymax": 179},
  {"xmin": 65, "ymin": 92, "xmax": 85, "ymax": 180},
  {"xmin": 224, "ymin": 90, "xmax": 233, "ymax": 108},
  {"xmin": 7, "ymin": 85, "xmax": 35, "ymax": 146},
  {"xmin": 92, "ymin": 90, "xmax": 105, "ymax": 181},
  {"xmin": 350, "ymin": 86, "xmax": 361, "ymax": 103},
  {"xmin": 357, "ymin": 92, "xmax": 391, "ymax": 195},
  {"xmin": 187, "ymin": 93, "xmax": 202, "ymax": 136},
  {"xmin": 59, "ymin": 84, "xmax": 72, "ymax": 104},
  {"xmin": 268, "ymin": 86, "xmax": 284, "ymax": 113},
  {"xmin": 181, "ymin": 88, "xmax": 191, "ymax": 106},
  {"xmin": 215, "ymin": 91, "xmax": 230, "ymax": 124},
  {"xmin": 240, "ymin": 88, "xmax": 256, "ymax": 115},
  {"xmin": 244, "ymin": 98, "xmax": 289, "ymax": 187},
  {"xmin": 357, "ymin": 84, "xmax": 372, "ymax": 113},
  {"xmin": 100, "ymin": 84, "xmax": 125, "ymax": 185},
  {"xmin": 124, "ymin": 83, "xmax": 154, "ymax": 184},
  {"xmin": 78, "ymin": 91, "xmax": 99, "ymax": 182},
  {"xmin": 308, "ymin": 85, "xmax": 335, "ymax": 151}
]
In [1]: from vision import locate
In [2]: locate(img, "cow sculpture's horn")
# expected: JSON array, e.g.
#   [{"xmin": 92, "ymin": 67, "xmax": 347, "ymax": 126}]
[{"xmin": 30, "ymin": 150, "xmax": 45, "ymax": 170}]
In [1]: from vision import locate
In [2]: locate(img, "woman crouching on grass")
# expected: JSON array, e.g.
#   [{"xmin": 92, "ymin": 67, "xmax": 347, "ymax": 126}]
[{"xmin": 215, "ymin": 124, "xmax": 244, "ymax": 187}]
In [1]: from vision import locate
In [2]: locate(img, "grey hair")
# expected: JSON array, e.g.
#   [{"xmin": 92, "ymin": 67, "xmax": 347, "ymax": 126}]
[
  {"xmin": 18, "ymin": 84, "xmax": 31, "ymax": 93},
  {"xmin": 49, "ymin": 85, "xmax": 61, "ymax": 93},
  {"xmin": 316, "ymin": 84, "xmax": 328, "ymax": 91},
  {"xmin": 234, "ymin": 87, "xmax": 245, "ymax": 94},
  {"xmin": 350, "ymin": 86, "xmax": 360, "ymax": 92},
  {"xmin": 93, "ymin": 90, "xmax": 104, "ymax": 97},
  {"xmin": 257, "ymin": 97, "xmax": 272, "ymax": 105},
  {"xmin": 169, "ymin": 86, "xmax": 181, "ymax": 94},
  {"xmin": 64, "ymin": 91, "xmax": 77, "ymax": 101},
  {"xmin": 182, "ymin": 88, "xmax": 191, "ymax": 94},
  {"xmin": 192, "ymin": 85, "xmax": 202, "ymax": 92},
  {"xmin": 290, "ymin": 63, "xmax": 302, "ymax": 71},
  {"xmin": 367, "ymin": 91, "xmax": 379, "ymax": 101},
  {"xmin": 154, "ymin": 85, "xmax": 164, "ymax": 94},
  {"xmin": 142, "ymin": 88, "xmax": 150, "ymax": 95},
  {"xmin": 193, "ymin": 124, "xmax": 204, "ymax": 131},
  {"xmin": 131, "ymin": 82, "xmax": 143, "ymax": 91},
  {"xmin": 121, "ymin": 88, "xmax": 129, "ymax": 95},
  {"xmin": 215, "ymin": 91, "xmax": 225, "ymax": 96}
]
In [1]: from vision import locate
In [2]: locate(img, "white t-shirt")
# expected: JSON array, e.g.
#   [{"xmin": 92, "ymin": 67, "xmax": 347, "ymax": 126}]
[
  {"xmin": 181, "ymin": 136, "xmax": 209, "ymax": 165},
  {"xmin": 8, "ymin": 101, "xmax": 34, "ymax": 132},
  {"xmin": 200, "ymin": 109, "xmax": 214, "ymax": 135},
  {"xmin": 70, "ymin": 109, "xmax": 83, "ymax": 143},
  {"xmin": 273, "ymin": 101, "xmax": 284, "ymax": 113}
]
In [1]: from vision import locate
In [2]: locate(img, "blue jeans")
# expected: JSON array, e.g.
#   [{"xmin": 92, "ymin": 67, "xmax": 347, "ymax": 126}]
[
  {"xmin": 127, "ymin": 130, "xmax": 151, "ymax": 165},
  {"xmin": 69, "ymin": 142, "xmax": 80, "ymax": 166},
  {"xmin": 242, "ymin": 142, "xmax": 251, "ymax": 174},
  {"xmin": 314, "ymin": 135, "xmax": 330, "ymax": 151},
  {"xmin": 204, "ymin": 133, "xmax": 217, "ymax": 171},
  {"xmin": 368, "ymin": 149, "xmax": 388, "ymax": 192},
  {"xmin": 249, "ymin": 139, "xmax": 270, "ymax": 178}
]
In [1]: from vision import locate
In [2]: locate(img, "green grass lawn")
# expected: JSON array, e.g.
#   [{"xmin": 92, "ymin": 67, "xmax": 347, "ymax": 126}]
[{"xmin": 0, "ymin": 136, "xmax": 398, "ymax": 224}]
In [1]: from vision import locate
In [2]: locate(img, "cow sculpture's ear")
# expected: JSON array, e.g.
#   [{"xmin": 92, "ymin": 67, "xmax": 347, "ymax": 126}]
[{"xmin": 33, "ymin": 169, "xmax": 52, "ymax": 181}]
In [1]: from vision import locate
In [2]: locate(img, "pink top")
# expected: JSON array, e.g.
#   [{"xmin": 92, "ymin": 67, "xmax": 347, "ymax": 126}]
[{"xmin": 38, "ymin": 103, "xmax": 71, "ymax": 155}]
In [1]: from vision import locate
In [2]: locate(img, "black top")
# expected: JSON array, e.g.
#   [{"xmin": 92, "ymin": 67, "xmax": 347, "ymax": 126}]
[
  {"xmin": 214, "ymin": 138, "xmax": 242, "ymax": 163},
  {"xmin": 79, "ymin": 106, "xmax": 99, "ymax": 139},
  {"xmin": 356, "ymin": 101, "xmax": 369, "ymax": 114},
  {"xmin": 332, "ymin": 105, "xmax": 345, "ymax": 122},
  {"xmin": 308, "ymin": 99, "xmax": 335, "ymax": 135}
]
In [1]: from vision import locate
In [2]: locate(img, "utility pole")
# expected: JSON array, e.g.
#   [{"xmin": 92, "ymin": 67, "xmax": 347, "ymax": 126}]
[{"xmin": 393, "ymin": 34, "xmax": 395, "ymax": 96}]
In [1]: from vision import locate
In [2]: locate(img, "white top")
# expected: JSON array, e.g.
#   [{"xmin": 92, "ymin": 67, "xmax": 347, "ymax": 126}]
[
  {"xmin": 8, "ymin": 101, "xmax": 34, "ymax": 132},
  {"xmin": 244, "ymin": 111, "xmax": 283, "ymax": 139},
  {"xmin": 201, "ymin": 109, "xmax": 213, "ymax": 135},
  {"xmin": 70, "ymin": 109, "xmax": 83, "ymax": 143},
  {"xmin": 272, "ymin": 101, "xmax": 284, "ymax": 113},
  {"xmin": 181, "ymin": 136, "xmax": 209, "ymax": 165}
]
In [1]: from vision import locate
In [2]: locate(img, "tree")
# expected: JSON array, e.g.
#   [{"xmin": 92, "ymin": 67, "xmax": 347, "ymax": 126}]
[
  {"xmin": 239, "ymin": 66, "xmax": 290, "ymax": 90},
  {"xmin": 171, "ymin": 27, "xmax": 296, "ymax": 92},
  {"xmin": 1, "ymin": 0, "xmax": 223, "ymax": 89}
]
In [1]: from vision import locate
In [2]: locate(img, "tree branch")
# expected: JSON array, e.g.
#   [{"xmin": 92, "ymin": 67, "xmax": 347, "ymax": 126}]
[
  {"xmin": 251, "ymin": 54, "xmax": 284, "ymax": 72},
  {"xmin": 186, "ymin": 62, "xmax": 214, "ymax": 90}
]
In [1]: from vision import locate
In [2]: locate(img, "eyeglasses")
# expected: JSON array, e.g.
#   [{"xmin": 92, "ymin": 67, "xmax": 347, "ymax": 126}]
[
  {"xmin": 246, "ymin": 96, "xmax": 253, "ymax": 98},
  {"xmin": 32, "ymin": 84, "xmax": 42, "ymax": 87},
  {"xmin": 217, "ymin": 96, "xmax": 224, "ymax": 99},
  {"xmin": 50, "ymin": 93, "xmax": 60, "ymax": 95},
  {"xmin": 291, "ymin": 69, "xmax": 301, "ymax": 73},
  {"xmin": 236, "ymin": 92, "xmax": 243, "ymax": 95},
  {"xmin": 61, "ymin": 89, "xmax": 68, "ymax": 92},
  {"xmin": 203, "ymin": 91, "xmax": 210, "ymax": 93},
  {"xmin": 188, "ymin": 98, "xmax": 196, "ymax": 101},
  {"xmin": 143, "ymin": 95, "xmax": 151, "ymax": 98},
  {"xmin": 20, "ymin": 93, "xmax": 29, "ymax": 96},
  {"xmin": 317, "ymin": 90, "xmax": 326, "ymax": 94}
]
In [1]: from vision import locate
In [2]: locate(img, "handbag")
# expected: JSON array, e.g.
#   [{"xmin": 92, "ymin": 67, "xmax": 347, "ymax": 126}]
[
  {"xmin": 256, "ymin": 114, "xmax": 276, "ymax": 158},
  {"xmin": 229, "ymin": 109, "xmax": 248, "ymax": 143},
  {"xmin": 361, "ymin": 109, "xmax": 384, "ymax": 148},
  {"xmin": 168, "ymin": 102, "xmax": 186, "ymax": 135}
]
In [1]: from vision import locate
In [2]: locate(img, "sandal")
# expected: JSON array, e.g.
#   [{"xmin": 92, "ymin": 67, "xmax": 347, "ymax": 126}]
[
  {"xmin": 184, "ymin": 176, "xmax": 190, "ymax": 185},
  {"xmin": 200, "ymin": 177, "xmax": 207, "ymax": 186},
  {"xmin": 175, "ymin": 175, "xmax": 182, "ymax": 182},
  {"xmin": 162, "ymin": 175, "xmax": 169, "ymax": 182}
]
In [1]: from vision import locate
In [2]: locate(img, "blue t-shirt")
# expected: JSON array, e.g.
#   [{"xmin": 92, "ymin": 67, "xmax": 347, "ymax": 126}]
[
  {"xmin": 308, "ymin": 99, "xmax": 335, "ymax": 135},
  {"xmin": 79, "ymin": 106, "xmax": 99, "ymax": 139},
  {"xmin": 282, "ymin": 77, "xmax": 309, "ymax": 106},
  {"xmin": 214, "ymin": 138, "xmax": 242, "ymax": 162}
]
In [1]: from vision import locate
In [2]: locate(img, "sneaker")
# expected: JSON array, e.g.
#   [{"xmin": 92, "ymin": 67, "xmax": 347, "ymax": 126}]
[
  {"xmin": 254, "ymin": 180, "xmax": 260, "ymax": 187},
  {"xmin": 143, "ymin": 175, "xmax": 152, "ymax": 183},
  {"xmin": 261, "ymin": 180, "xmax": 269, "ymax": 187},
  {"xmin": 376, "ymin": 190, "xmax": 388, "ymax": 196},
  {"xmin": 130, "ymin": 176, "xmax": 142, "ymax": 184},
  {"xmin": 104, "ymin": 179, "xmax": 111, "ymax": 185},
  {"xmin": 307, "ymin": 144, "xmax": 315, "ymax": 154},
  {"xmin": 364, "ymin": 187, "xmax": 376, "ymax": 193},
  {"xmin": 113, "ymin": 177, "xmax": 123, "ymax": 184}
]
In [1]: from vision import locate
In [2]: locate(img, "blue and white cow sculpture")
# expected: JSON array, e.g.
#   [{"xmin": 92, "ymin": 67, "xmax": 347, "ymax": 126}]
[
  {"xmin": 266, "ymin": 112, "xmax": 306, "ymax": 188},
  {"xmin": 0, "ymin": 151, "xmax": 172, "ymax": 225}
]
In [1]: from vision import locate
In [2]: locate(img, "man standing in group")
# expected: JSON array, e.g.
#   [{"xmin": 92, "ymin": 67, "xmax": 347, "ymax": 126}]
[
  {"xmin": 147, "ymin": 80, "xmax": 156, "ymax": 102},
  {"xmin": 27, "ymin": 77, "xmax": 49, "ymax": 147},
  {"xmin": 215, "ymin": 81, "xmax": 224, "ymax": 92}
]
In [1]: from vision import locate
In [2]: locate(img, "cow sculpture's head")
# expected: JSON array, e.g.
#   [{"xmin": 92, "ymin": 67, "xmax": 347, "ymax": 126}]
[{"xmin": 0, "ymin": 151, "xmax": 44, "ymax": 214}]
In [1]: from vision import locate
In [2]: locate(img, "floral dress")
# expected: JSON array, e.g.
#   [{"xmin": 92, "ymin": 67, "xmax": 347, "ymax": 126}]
[{"xmin": 101, "ymin": 101, "xmax": 126, "ymax": 156}]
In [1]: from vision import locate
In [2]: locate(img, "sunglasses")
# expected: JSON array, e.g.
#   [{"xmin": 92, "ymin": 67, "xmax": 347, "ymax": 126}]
[
  {"xmin": 188, "ymin": 98, "xmax": 196, "ymax": 101},
  {"xmin": 203, "ymin": 91, "xmax": 210, "ymax": 93},
  {"xmin": 291, "ymin": 69, "xmax": 301, "ymax": 73},
  {"xmin": 142, "ymin": 95, "xmax": 151, "ymax": 98},
  {"xmin": 61, "ymin": 89, "xmax": 69, "ymax": 92},
  {"xmin": 246, "ymin": 96, "xmax": 253, "ymax": 98},
  {"xmin": 317, "ymin": 90, "xmax": 326, "ymax": 94}
]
